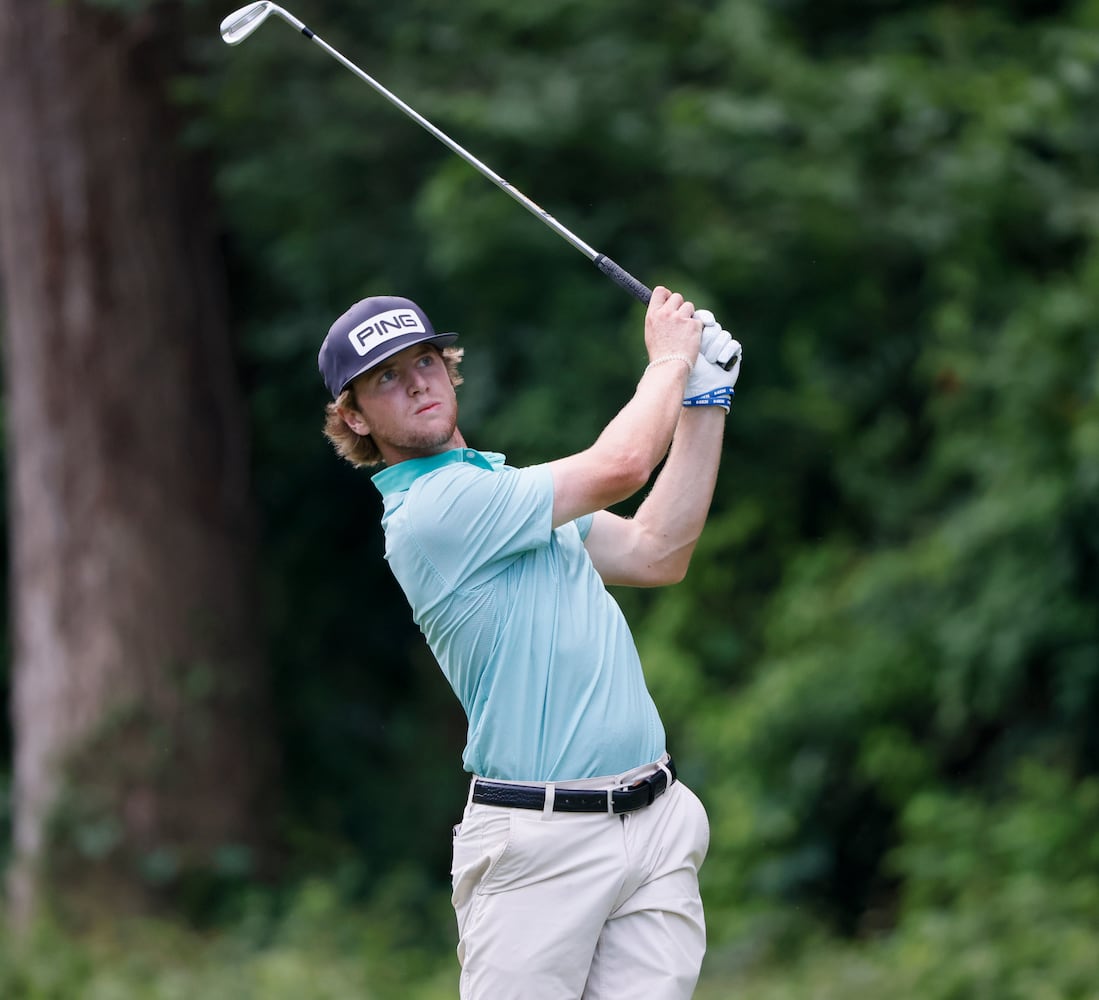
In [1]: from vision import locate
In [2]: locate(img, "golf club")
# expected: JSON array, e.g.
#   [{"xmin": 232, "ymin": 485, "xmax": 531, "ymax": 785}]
[{"xmin": 220, "ymin": 2, "xmax": 737, "ymax": 366}]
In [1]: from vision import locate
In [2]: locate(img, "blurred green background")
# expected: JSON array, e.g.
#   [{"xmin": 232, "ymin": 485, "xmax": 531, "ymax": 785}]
[{"xmin": 2, "ymin": 0, "xmax": 1099, "ymax": 996}]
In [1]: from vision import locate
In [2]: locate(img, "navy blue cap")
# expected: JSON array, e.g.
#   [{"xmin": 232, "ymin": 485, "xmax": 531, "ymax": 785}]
[{"xmin": 319, "ymin": 295, "xmax": 458, "ymax": 398}]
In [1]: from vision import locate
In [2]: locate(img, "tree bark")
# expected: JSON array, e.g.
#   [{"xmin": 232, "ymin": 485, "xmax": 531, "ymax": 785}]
[{"xmin": 0, "ymin": 0, "xmax": 276, "ymax": 924}]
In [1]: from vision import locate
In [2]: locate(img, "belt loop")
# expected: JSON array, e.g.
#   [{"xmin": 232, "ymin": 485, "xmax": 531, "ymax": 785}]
[
  {"xmin": 467, "ymin": 777, "xmax": 478, "ymax": 809},
  {"xmin": 658, "ymin": 761, "xmax": 673, "ymax": 790},
  {"xmin": 606, "ymin": 789, "xmax": 615, "ymax": 815},
  {"xmin": 542, "ymin": 783, "xmax": 556, "ymax": 819}
]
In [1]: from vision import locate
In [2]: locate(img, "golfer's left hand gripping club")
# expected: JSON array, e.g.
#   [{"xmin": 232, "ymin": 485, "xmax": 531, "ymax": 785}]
[{"xmin": 220, "ymin": 2, "xmax": 738, "ymax": 370}]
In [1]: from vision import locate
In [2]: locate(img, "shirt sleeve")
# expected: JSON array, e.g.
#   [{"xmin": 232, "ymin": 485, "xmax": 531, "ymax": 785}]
[{"xmin": 405, "ymin": 462, "xmax": 554, "ymax": 589}]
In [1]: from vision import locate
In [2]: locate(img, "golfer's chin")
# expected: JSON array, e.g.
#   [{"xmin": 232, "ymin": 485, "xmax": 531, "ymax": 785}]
[{"xmin": 403, "ymin": 421, "xmax": 461, "ymax": 457}]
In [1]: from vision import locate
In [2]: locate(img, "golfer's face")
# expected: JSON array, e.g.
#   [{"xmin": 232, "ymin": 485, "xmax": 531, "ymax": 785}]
[{"xmin": 349, "ymin": 344, "xmax": 460, "ymax": 463}]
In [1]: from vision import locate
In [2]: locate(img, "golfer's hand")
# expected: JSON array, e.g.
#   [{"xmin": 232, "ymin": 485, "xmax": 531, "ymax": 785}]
[
  {"xmin": 693, "ymin": 310, "xmax": 740, "ymax": 369},
  {"xmin": 684, "ymin": 321, "xmax": 742, "ymax": 411},
  {"xmin": 645, "ymin": 287, "xmax": 702, "ymax": 366}
]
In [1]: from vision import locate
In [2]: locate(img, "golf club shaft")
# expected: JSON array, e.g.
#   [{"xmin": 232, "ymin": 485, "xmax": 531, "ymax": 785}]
[{"xmin": 282, "ymin": 11, "xmax": 654, "ymax": 305}]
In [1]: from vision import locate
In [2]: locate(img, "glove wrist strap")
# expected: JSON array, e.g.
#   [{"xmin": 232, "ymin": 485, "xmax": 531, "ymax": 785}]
[{"xmin": 683, "ymin": 387, "xmax": 734, "ymax": 412}]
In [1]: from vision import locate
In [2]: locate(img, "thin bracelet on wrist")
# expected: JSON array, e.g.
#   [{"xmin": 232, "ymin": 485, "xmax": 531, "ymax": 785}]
[{"xmin": 645, "ymin": 353, "xmax": 694, "ymax": 373}]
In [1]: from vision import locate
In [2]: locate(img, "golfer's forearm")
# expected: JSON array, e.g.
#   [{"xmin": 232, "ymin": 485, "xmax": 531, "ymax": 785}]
[
  {"xmin": 590, "ymin": 362, "xmax": 690, "ymax": 483},
  {"xmin": 550, "ymin": 361, "xmax": 692, "ymax": 526},
  {"xmin": 632, "ymin": 407, "xmax": 726, "ymax": 569}
]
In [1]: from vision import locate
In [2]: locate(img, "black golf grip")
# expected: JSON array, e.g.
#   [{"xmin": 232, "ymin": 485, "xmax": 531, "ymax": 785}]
[
  {"xmin": 594, "ymin": 254, "xmax": 652, "ymax": 305},
  {"xmin": 594, "ymin": 254, "xmax": 740, "ymax": 371}
]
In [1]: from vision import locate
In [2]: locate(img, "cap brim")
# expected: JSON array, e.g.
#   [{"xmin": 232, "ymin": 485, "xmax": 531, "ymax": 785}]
[{"xmin": 338, "ymin": 332, "xmax": 458, "ymax": 393}]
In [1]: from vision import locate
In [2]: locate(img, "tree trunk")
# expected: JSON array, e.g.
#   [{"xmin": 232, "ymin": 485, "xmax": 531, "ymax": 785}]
[{"xmin": 0, "ymin": 0, "xmax": 277, "ymax": 924}]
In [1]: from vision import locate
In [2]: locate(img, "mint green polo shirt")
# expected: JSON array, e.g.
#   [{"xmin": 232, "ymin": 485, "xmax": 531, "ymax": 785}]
[{"xmin": 372, "ymin": 448, "xmax": 666, "ymax": 781}]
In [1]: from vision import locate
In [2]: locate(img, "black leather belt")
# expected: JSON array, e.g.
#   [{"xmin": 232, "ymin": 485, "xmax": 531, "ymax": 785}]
[{"xmin": 472, "ymin": 758, "xmax": 677, "ymax": 815}]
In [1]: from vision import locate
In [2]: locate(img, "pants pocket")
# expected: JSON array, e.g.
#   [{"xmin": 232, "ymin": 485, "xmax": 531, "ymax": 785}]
[{"xmin": 451, "ymin": 809, "xmax": 512, "ymax": 906}]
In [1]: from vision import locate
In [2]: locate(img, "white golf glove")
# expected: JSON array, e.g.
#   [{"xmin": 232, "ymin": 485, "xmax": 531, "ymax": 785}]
[
  {"xmin": 693, "ymin": 310, "xmax": 741, "ymax": 368},
  {"xmin": 685, "ymin": 311, "xmax": 742, "ymax": 412}
]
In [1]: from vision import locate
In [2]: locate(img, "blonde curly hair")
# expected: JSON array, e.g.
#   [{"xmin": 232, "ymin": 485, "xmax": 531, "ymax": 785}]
[{"xmin": 322, "ymin": 345, "xmax": 465, "ymax": 468}]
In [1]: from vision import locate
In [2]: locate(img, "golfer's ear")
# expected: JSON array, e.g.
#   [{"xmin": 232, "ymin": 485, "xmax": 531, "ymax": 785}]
[{"xmin": 339, "ymin": 405, "xmax": 370, "ymax": 437}]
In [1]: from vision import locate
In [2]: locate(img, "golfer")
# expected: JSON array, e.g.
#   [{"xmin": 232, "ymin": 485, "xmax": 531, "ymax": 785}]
[{"xmin": 319, "ymin": 286, "xmax": 741, "ymax": 1000}]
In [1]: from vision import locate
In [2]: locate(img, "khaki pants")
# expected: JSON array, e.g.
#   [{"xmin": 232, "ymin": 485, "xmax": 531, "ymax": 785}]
[{"xmin": 450, "ymin": 761, "xmax": 710, "ymax": 1000}]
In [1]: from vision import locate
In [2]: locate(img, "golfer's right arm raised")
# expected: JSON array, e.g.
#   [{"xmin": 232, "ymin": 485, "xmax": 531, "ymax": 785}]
[{"xmin": 549, "ymin": 286, "xmax": 701, "ymax": 527}]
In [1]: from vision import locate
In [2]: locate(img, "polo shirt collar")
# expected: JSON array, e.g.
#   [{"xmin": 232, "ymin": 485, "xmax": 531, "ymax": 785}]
[{"xmin": 371, "ymin": 447, "xmax": 506, "ymax": 497}]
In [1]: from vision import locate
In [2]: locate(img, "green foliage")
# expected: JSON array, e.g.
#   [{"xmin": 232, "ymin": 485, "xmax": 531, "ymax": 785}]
[
  {"xmin": 699, "ymin": 760, "xmax": 1099, "ymax": 998},
  {"xmin": 0, "ymin": 876, "xmax": 459, "ymax": 1000}
]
